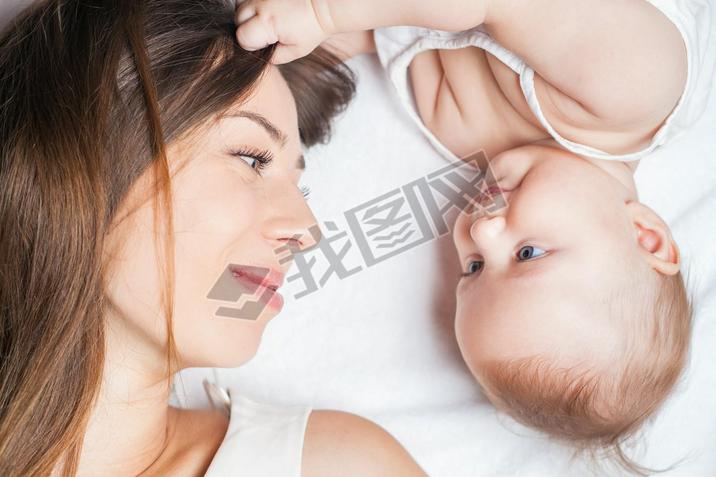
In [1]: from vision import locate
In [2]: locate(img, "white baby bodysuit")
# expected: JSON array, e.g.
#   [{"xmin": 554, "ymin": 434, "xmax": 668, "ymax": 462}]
[{"xmin": 373, "ymin": 0, "xmax": 714, "ymax": 163}]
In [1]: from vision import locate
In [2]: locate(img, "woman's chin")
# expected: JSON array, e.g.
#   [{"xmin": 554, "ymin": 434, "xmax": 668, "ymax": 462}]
[{"xmin": 179, "ymin": 324, "xmax": 269, "ymax": 369}]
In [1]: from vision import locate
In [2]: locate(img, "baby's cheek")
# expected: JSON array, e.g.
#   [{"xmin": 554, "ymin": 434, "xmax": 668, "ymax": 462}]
[{"xmin": 454, "ymin": 304, "xmax": 488, "ymax": 371}]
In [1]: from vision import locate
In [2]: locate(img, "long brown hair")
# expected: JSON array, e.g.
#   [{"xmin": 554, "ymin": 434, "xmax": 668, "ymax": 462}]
[{"xmin": 0, "ymin": 1, "xmax": 354, "ymax": 475}]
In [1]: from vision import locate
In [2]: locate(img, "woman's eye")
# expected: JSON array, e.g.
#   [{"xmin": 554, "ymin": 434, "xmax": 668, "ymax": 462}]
[
  {"xmin": 238, "ymin": 155, "xmax": 260, "ymax": 169},
  {"xmin": 516, "ymin": 245, "xmax": 547, "ymax": 261},
  {"xmin": 230, "ymin": 147, "xmax": 274, "ymax": 173},
  {"xmin": 462, "ymin": 260, "xmax": 484, "ymax": 277}
]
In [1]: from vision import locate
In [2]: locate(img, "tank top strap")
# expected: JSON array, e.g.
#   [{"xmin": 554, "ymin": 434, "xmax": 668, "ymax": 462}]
[{"xmin": 204, "ymin": 384, "xmax": 312, "ymax": 477}]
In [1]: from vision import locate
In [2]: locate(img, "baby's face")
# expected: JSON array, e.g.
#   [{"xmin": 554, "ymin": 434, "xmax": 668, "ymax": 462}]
[{"xmin": 452, "ymin": 144, "xmax": 648, "ymax": 380}]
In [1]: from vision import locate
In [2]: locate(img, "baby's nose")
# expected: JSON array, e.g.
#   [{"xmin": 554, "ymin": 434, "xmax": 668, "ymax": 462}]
[{"xmin": 469, "ymin": 215, "xmax": 506, "ymax": 244}]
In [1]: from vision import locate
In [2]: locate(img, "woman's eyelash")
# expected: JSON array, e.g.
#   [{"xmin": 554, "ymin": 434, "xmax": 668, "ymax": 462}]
[
  {"xmin": 229, "ymin": 147, "xmax": 274, "ymax": 172},
  {"xmin": 228, "ymin": 147, "xmax": 308, "ymax": 198}
]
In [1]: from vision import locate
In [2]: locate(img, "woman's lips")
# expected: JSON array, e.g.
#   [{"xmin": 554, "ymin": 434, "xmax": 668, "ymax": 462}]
[{"xmin": 228, "ymin": 265, "xmax": 285, "ymax": 312}]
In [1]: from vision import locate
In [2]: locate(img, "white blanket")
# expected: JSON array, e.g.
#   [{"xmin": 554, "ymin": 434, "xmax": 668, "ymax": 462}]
[{"xmin": 177, "ymin": 40, "xmax": 716, "ymax": 477}]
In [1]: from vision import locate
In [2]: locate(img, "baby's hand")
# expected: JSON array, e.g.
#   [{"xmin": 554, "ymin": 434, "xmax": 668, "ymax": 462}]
[{"xmin": 235, "ymin": 0, "xmax": 335, "ymax": 64}]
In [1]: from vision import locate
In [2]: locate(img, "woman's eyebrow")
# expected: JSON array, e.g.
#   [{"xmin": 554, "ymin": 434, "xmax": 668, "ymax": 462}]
[{"xmin": 227, "ymin": 110, "xmax": 288, "ymax": 147}]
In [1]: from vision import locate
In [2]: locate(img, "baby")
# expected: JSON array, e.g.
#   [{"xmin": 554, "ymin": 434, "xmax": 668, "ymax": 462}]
[{"xmin": 235, "ymin": 0, "xmax": 710, "ymax": 470}]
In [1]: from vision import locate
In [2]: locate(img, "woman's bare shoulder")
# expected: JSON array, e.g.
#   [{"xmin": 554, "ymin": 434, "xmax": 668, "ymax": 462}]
[{"xmin": 301, "ymin": 410, "xmax": 427, "ymax": 477}]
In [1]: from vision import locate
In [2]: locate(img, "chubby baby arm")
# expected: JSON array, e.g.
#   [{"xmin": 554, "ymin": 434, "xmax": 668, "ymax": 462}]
[
  {"xmin": 406, "ymin": 0, "xmax": 689, "ymax": 157},
  {"xmin": 485, "ymin": 0, "xmax": 687, "ymax": 142},
  {"xmin": 235, "ymin": 0, "xmax": 493, "ymax": 64}
]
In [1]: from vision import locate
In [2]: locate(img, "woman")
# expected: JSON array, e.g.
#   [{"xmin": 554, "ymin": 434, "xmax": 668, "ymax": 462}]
[{"xmin": 0, "ymin": 1, "xmax": 426, "ymax": 475}]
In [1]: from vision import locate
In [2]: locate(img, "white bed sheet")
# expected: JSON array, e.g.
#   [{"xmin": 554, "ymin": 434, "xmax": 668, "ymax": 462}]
[
  {"xmin": 176, "ymin": 42, "xmax": 716, "ymax": 477},
  {"xmin": 1, "ymin": 1, "xmax": 713, "ymax": 475}
]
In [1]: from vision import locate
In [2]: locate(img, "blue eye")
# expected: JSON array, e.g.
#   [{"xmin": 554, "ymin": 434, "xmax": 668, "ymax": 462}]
[
  {"xmin": 461, "ymin": 260, "xmax": 484, "ymax": 277},
  {"xmin": 516, "ymin": 245, "xmax": 547, "ymax": 261}
]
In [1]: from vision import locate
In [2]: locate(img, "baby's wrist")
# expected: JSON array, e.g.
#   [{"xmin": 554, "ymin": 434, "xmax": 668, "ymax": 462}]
[
  {"xmin": 323, "ymin": 0, "xmax": 492, "ymax": 34},
  {"xmin": 322, "ymin": 0, "xmax": 414, "ymax": 34},
  {"xmin": 311, "ymin": 0, "xmax": 339, "ymax": 36}
]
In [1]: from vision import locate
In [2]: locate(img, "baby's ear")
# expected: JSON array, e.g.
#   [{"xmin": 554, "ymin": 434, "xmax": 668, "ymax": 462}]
[{"xmin": 626, "ymin": 201, "xmax": 680, "ymax": 275}]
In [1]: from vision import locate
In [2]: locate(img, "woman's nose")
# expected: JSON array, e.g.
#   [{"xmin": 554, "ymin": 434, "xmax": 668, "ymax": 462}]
[{"xmin": 262, "ymin": 187, "xmax": 321, "ymax": 254}]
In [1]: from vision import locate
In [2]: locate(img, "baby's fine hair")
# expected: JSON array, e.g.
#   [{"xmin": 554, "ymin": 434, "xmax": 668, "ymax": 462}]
[{"xmin": 478, "ymin": 271, "xmax": 692, "ymax": 476}]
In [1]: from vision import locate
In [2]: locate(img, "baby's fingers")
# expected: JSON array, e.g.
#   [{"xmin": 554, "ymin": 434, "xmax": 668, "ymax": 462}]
[
  {"xmin": 235, "ymin": 0, "xmax": 256, "ymax": 23},
  {"xmin": 236, "ymin": 14, "xmax": 278, "ymax": 52},
  {"xmin": 235, "ymin": 0, "xmax": 327, "ymax": 63}
]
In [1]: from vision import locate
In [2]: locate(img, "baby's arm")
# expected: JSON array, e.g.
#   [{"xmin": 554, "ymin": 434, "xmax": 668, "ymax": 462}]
[
  {"xmin": 321, "ymin": 31, "xmax": 376, "ymax": 62},
  {"xmin": 479, "ymin": 0, "xmax": 687, "ymax": 150},
  {"xmin": 237, "ymin": 0, "xmax": 686, "ymax": 152},
  {"xmin": 409, "ymin": 0, "xmax": 688, "ymax": 156},
  {"xmin": 236, "ymin": 0, "xmax": 490, "ymax": 63}
]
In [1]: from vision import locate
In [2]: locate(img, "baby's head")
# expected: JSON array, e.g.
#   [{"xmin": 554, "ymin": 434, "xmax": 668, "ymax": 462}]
[{"xmin": 453, "ymin": 143, "xmax": 691, "ymax": 469}]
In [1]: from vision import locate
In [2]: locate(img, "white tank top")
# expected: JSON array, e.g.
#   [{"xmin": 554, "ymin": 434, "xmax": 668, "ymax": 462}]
[{"xmin": 203, "ymin": 382, "xmax": 312, "ymax": 477}]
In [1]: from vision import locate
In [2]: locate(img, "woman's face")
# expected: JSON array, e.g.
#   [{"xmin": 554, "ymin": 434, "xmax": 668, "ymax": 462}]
[{"xmin": 104, "ymin": 66, "xmax": 317, "ymax": 370}]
